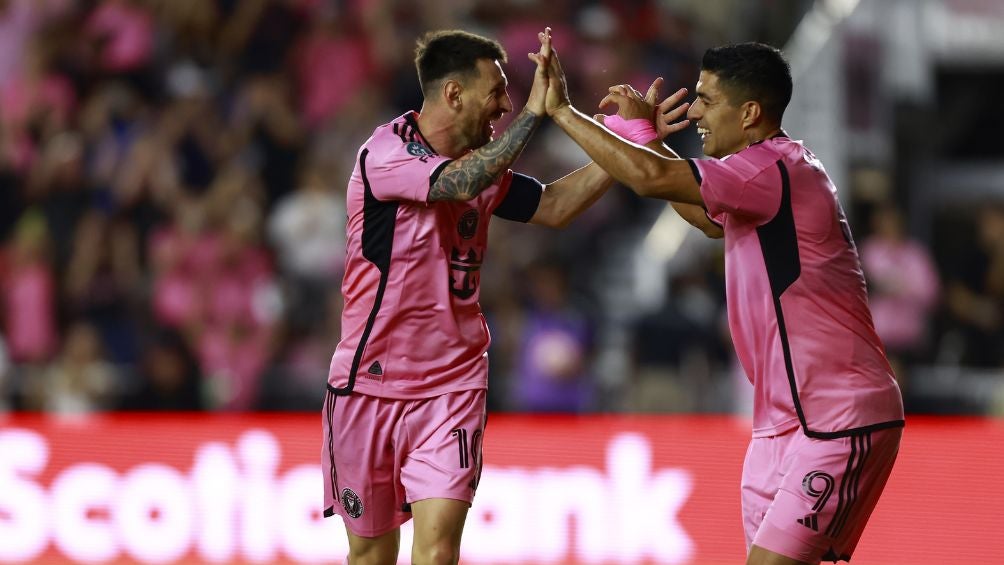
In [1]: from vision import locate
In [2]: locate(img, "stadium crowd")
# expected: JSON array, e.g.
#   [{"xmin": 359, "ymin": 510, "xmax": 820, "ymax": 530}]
[{"xmin": 0, "ymin": 0, "xmax": 998, "ymax": 416}]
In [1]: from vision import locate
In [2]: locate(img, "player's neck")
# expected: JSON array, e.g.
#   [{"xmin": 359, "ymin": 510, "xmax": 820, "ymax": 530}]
[
  {"xmin": 416, "ymin": 105, "xmax": 467, "ymax": 158},
  {"xmin": 744, "ymin": 125, "xmax": 783, "ymax": 148}
]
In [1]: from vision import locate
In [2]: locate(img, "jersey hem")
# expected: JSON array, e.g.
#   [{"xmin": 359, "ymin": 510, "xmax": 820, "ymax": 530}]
[
  {"xmin": 325, "ymin": 381, "xmax": 487, "ymax": 400},
  {"xmin": 801, "ymin": 418, "xmax": 905, "ymax": 439},
  {"xmin": 752, "ymin": 419, "xmax": 801, "ymax": 438}
]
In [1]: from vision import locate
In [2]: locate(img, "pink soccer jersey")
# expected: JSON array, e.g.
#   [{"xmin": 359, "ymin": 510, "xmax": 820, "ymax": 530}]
[
  {"xmin": 692, "ymin": 135, "xmax": 904, "ymax": 438},
  {"xmin": 327, "ymin": 111, "xmax": 515, "ymax": 399}
]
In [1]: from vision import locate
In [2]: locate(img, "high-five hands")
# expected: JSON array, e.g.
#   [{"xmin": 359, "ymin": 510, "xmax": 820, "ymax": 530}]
[
  {"xmin": 529, "ymin": 28, "xmax": 691, "ymax": 137},
  {"xmin": 528, "ymin": 28, "xmax": 571, "ymax": 117},
  {"xmin": 525, "ymin": 27, "xmax": 553, "ymax": 117}
]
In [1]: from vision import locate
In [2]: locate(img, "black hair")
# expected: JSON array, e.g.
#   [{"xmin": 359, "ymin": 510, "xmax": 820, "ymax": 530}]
[
  {"xmin": 414, "ymin": 30, "xmax": 507, "ymax": 96},
  {"xmin": 701, "ymin": 42, "xmax": 792, "ymax": 124}
]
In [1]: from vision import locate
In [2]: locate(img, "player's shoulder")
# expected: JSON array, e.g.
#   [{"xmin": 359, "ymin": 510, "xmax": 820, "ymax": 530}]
[{"xmin": 364, "ymin": 111, "xmax": 438, "ymax": 160}]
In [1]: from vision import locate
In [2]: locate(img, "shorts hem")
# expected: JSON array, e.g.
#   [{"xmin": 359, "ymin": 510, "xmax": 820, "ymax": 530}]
[
  {"xmin": 754, "ymin": 517, "xmax": 830, "ymax": 564},
  {"xmin": 335, "ymin": 513, "xmax": 412, "ymax": 539},
  {"xmin": 406, "ymin": 493, "xmax": 475, "ymax": 506}
]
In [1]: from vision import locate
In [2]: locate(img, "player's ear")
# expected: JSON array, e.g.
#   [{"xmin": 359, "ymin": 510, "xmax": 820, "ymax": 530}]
[
  {"xmin": 443, "ymin": 79, "xmax": 463, "ymax": 111},
  {"xmin": 741, "ymin": 100, "xmax": 761, "ymax": 129}
]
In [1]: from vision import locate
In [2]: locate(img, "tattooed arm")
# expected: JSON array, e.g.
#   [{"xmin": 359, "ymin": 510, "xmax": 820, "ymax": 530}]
[{"xmin": 428, "ymin": 108, "xmax": 543, "ymax": 202}]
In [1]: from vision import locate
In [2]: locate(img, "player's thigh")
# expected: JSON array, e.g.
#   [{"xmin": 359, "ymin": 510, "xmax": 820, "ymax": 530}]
[
  {"xmin": 323, "ymin": 390, "xmax": 410, "ymax": 537},
  {"xmin": 755, "ymin": 428, "xmax": 900, "ymax": 563},
  {"xmin": 747, "ymin": 544, "xmax": 811, "ymax": 565},
  {"xmin": 345, "ymin": 527, "xmax": 401, "ymax": 565},
  {"xmin": 400, "ymin": 389, "xmax": 487, "ymax": 504},
  {"xmin": 410, "ymin": 498, "xmax": 469, "ymax": 563}
]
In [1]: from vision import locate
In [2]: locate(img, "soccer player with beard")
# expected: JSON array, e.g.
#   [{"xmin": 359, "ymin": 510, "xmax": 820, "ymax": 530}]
[{"xmin": 321, "ymin": 29, "xmax": 688, "ymax": 565}]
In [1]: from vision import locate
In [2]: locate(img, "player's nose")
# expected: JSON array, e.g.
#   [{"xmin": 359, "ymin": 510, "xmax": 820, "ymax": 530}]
[{"xmin": 686, "ymin": 101, "xmax": 700, "ymax": 121}]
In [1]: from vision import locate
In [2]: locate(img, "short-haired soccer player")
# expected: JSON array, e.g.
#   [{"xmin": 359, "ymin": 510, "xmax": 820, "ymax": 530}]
[
  {"xmin": 321, "ymin": 29, "xmax": 689, "ymax": 565},
  {"xmin": 541, "ymin": 37, "xmax": 904, "ymax": 565}
]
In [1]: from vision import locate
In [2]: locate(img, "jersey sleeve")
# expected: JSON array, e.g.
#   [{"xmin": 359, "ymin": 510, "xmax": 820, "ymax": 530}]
[
  {"xmin": 694, "ymin": 153, "xmax": 782, "ymax": 224},
  {"xmin": 365, "ymin": 140, "xmax": 453, "ymax": 203}
]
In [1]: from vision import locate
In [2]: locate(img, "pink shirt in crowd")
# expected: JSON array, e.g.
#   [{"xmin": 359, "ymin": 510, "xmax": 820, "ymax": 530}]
[
  {"xmin": 860, "ymin": 238, "xmax": 940, "ymax": 351},
  {"xmin": 694, "ymin": 135, "xmax": 904, "ymax": 438},
  {"xmin": 328, "ymin": 112, "xmax": 514, "ymax": 399},
  {"xmin": 3, "ymin": 260, "xmax": 57, "ymax": 363},
  {"xmin": 85, "ymin": 0, "xmax": 154, "ymax": 72}
]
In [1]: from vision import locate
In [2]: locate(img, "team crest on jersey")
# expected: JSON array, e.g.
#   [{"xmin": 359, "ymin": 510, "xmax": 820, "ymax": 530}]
[
  {"xmin": 458, "ymin": 210, "xmax": 479, "ymax": 239},
  {"xmin": 341, "ymin": 488, "xmax": 363, "ymax": 518},
  {"xmin": 406, "ymin": 142, "xmax": 432, "ymax": 157}
]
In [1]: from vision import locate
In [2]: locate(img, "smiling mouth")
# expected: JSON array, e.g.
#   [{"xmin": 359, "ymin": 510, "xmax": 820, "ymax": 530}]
[{"xmin": 697, "ymin": 126, "xmax": 710, "ymax": 140}]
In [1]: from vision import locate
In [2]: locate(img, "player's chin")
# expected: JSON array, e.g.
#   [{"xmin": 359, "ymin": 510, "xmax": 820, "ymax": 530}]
[{"xmin": 701, "ymin": 140, "xmax": 715, "ymax": 158}]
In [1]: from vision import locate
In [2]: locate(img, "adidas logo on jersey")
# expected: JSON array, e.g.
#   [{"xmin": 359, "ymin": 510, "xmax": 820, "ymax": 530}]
[
  {"xmin": 367, "ymin": 361, "xmax": 383, "ymax": 376},
  {"xmin": 797, "ymin": 513, "xmax": 819, "ymax": 531}
]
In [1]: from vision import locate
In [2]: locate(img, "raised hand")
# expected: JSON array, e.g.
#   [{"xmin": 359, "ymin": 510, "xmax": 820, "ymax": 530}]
[
  {"xmin": 528, "ymin": 28, "xmax": 571, "ymax": 117},
  {"xmin": 650, "ymin": 79, "xmax": 691, "ymax": 138},
  {"xmin": 597, "ymin": 82, "xmax": 653, "ymax": 123},
  {"xmin": 525, "ymin": 27, "xmax": 553, "ymax": 117}
]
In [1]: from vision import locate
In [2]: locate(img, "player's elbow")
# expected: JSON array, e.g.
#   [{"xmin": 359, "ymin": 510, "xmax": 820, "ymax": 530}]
[
  {"xmin": 533, "ymin": 207, "xmax": 574, "ymax": 230},
  {"xmin": 702, "ymin": 224, "xmax": 725, "ymax": 239},
  {"xmin": 550, "ymin": 215, "xmax": 574, "ymax": 230}
]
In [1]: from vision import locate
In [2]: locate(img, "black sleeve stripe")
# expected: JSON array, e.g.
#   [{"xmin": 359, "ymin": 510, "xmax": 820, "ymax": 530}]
[
  {"xmin": 493, "ymin": 172, "xmax": 542, "ymax": 223},
  {"xmin": 429, "ymin": 160, "xmax": 452, "ymax": 186},
  {"xmin": 685, "ymin": 159, "xmax": 703, "ymax": 185},
  {"xmin": 685, "ymin": 159, "xmax": 721, "ymax": 227}
]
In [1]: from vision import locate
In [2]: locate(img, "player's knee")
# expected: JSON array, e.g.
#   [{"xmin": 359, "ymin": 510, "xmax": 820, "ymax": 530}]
[
  {"xmin": 346, "ymin": 535, "xmax": 399, "ymax": 565},
  {"xmin": 346, "ymin": 548, "xmax": 398, "ymax": 565},
  {"xmin": 411, "ymin": 540, "xmax": 460, "ymax": 565}
]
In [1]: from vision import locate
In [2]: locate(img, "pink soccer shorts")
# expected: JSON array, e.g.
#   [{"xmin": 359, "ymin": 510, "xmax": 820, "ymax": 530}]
[
  {"xmin": 741, "ymin": 426, "xmax": 902, "ymax": 563},
  {"xmin": 321, "ymin": 387, "xmax": 487, "ymax": 537}
]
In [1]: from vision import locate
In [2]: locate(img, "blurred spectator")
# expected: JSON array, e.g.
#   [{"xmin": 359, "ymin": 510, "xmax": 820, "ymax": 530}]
[
  {"xmin": 267, "ymin": 161, "xmax": 344, "ymax": 334},
  {"xmin": 860, "ymin": 203, "xmax": 940, "ymax": 365},
  {"xmin": 64, "ymin": 209, "xmax": 143, "ymax": 363},
  {"xmin": 257, "ymin": 285, "xmax": 342, "ymax": 411},
  {"xmin": 218, "ymin": 0, "xmax": 304, "ymax": 76},
  {"xmin": 1, "ymin": 41, "xmax": 76, "ymax": 131},
  {"xmin": 121, "ymin": 329, "xmax": 204, "ymax": 411},
  {"xmin": 292, "ymin": 15, "xmax": 372, "ymax": 128},
  {"xmin": 21, "ymin": 320, "xmax": 118, "ymax": 413},
  {"xmin": 231, "ymin": 73, "xmax": 304, "ymax": 206},
  {"xmin": 28, "ymin": 131, "xmax": 92, "ymax": 266},
  {"xmin": 509, "ymin": 260, "xmax": 596, "ymax": 413},
  {"xmin": 1, "ymin": 209, "xmax": 58, "ymax": 364},
  {"xmin": 84, "ymin": 0, "xmax": 154, "ymax": 74},
  {"xmin": 627, "ymin": 259, "xmax": 729, "ymax": 412},
  {"xmin": 944, "ymin": 204, "xmax": 1004, "ymax": 367},
  {"xmin": 0, "ymin": 0, "xmax": 71, "ymax": 88}
]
